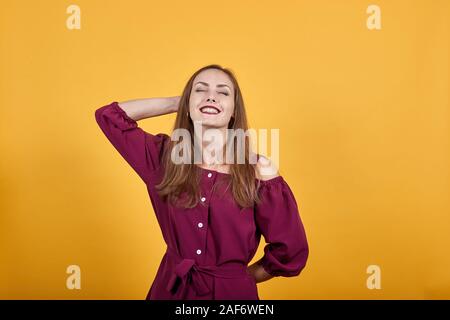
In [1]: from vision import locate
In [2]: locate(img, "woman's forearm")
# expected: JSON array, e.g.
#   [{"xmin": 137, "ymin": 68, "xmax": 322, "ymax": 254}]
[{"xmin": 118, "ymin": 96, "xmax": 180, "ymax": 121}]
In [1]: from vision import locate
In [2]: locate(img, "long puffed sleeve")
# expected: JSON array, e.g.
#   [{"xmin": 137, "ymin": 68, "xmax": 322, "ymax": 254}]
[
  {"xmin": 95, "ymin": 101, "xmax": 170, "ymax": 184},
  {"xmin": 254, "ymin": 176, "xmax": 309, "ymax": 277}
]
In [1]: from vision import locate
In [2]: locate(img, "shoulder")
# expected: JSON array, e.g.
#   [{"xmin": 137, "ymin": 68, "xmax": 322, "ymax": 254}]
[{"xmin": 255, "ymin": 155, "xmax": 280, "ymax": 181}]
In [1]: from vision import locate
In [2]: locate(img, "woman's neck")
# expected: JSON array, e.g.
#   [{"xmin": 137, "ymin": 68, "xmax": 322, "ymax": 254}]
[{"xmin": 198, "ymin": 125, "xmax": 229, "ymax": 165}]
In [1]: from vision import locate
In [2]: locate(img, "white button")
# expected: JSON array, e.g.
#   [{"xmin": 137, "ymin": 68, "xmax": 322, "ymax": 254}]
[
  {"xmin": 207, "ymin": 172, "xmax": 212, "ymax": 178},
  {"xmin": 196, "ymin": 249, "xmax": 202, "ymax": 255},
  {"xmin": 198, "ymin": 222, "xmax": 203, "ymax": 228},
  {"xmin": 201, "ymin": 197, "xmax": 206, "ymax": 202}
]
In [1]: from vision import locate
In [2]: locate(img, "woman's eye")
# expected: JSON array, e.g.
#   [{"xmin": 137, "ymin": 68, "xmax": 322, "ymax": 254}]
[{"xmin": 195, "ymin": 89, "xmax": 228, "ymax": 96}]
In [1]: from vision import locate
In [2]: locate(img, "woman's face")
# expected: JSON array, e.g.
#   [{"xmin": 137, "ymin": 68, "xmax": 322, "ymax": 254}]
[{"xmin": 189, "ymin": 69, "xmax": 235, "ymax": 129}]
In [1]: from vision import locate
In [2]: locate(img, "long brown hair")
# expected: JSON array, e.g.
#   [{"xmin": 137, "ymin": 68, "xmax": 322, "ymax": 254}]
[{"xmin": 156, "ymin": 64, "xmax": 262, "ymax": 209}]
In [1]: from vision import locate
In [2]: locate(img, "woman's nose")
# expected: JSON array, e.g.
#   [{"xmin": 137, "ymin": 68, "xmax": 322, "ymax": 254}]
[{"xmin": 206, "ymin": 92, "xmax": 217, "ymax": 102}]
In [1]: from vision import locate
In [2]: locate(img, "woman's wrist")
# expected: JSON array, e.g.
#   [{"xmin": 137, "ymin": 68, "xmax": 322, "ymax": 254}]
[
  {"xmin": 247, "ymin": 260, "xmax": 274, "ymax": 283},
  {"xmin": 169, "ymin": 96, "xmax": 181, "ymax": 113}
]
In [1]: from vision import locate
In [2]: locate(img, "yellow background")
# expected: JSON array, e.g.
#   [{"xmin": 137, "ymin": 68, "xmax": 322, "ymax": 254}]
[{"xmin": 0, "ymin": 0, "xmax": 448, "ymax": 299}]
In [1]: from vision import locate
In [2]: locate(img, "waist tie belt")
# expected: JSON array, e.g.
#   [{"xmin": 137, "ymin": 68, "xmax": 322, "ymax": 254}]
[{"xmin": 165, "ymin": 247, "xmax": 249, "ymax": 299}]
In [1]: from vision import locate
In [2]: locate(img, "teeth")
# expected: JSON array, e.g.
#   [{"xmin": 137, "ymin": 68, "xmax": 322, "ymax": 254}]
[{"xmin": 201, "ymin": 107, "xmax": 219, "ymax": 114}]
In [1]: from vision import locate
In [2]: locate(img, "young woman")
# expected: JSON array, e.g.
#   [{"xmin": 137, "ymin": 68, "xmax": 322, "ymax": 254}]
[{"xmin": 94, "ymin": 64, "xmax": 309, "ymax": 300}]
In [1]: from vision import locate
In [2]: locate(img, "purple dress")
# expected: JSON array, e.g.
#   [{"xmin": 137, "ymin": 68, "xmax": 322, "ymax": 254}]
[{"xmin": 95, "ymin": 101, "xmax": 309, "ymax": 300}]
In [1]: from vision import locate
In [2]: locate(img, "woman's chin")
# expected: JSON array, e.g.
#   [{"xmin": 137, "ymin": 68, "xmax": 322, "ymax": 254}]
[{"xmin": 194, "ymin": 120, "xmax": 226, "ymax": 129}]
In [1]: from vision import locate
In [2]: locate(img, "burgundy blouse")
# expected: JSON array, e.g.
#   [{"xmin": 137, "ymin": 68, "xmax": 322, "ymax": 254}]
[{"xmin": 95, "ymin": 101, "xmax": 309, "ymax": 300}]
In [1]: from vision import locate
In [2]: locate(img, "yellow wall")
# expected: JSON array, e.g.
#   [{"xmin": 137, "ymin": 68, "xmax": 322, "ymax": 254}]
[{"xmin": 0, "ymin": 0, "xmax": 448, "ymax": 299}]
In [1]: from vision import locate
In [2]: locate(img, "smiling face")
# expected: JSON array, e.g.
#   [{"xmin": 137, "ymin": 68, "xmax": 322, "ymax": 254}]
[{"xmin": 189, "ymin": 68, "xmax": 235, "ymax": 129}]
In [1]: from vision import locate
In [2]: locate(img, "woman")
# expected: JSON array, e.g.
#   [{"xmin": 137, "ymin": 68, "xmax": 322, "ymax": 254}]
[{"xmin": 94, "ymin": 64, "xmax": 309, "ymax": 300}]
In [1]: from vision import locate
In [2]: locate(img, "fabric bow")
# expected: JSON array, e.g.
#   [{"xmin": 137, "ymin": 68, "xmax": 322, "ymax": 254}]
[{"xmin": 166, "ymin": 258, "xmax": 211, "ymax": 299}]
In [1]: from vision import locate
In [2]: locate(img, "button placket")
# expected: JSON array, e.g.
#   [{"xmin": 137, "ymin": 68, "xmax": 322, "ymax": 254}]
[
  {"xmin": 199, "ymin": 170, "xmax": 216, "ymax": 206},
  {"xmin": 196, "ymin": 170, "xmax": 216, "ymax": 262}
]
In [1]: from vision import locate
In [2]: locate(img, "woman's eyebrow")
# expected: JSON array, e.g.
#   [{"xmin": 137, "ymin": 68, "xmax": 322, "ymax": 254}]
[{"xmin": 195, "ymin": 81, "xmax": 231, "ymax": 90}]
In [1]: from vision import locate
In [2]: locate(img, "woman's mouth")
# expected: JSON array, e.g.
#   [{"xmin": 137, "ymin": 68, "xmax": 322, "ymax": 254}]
[{"xmin": 200, "ymin": 106, "xmax": 221, "ymax": 115}]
